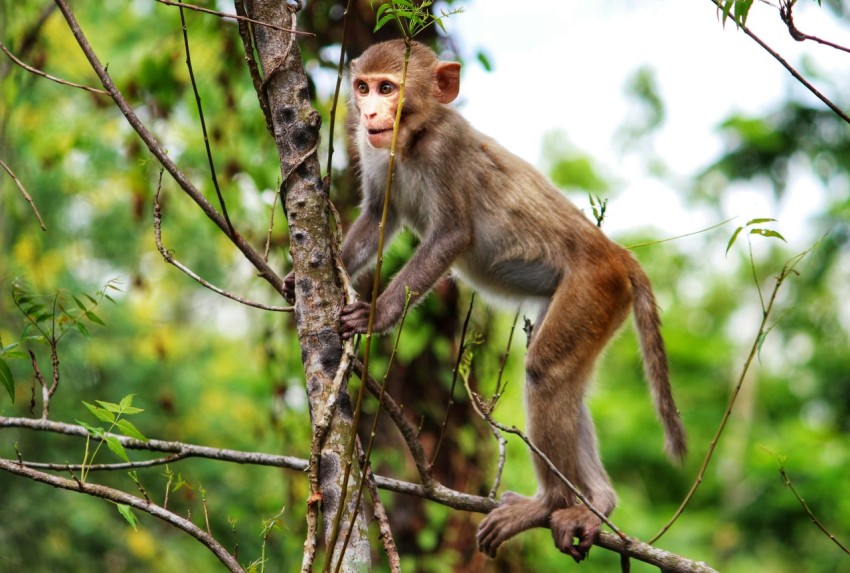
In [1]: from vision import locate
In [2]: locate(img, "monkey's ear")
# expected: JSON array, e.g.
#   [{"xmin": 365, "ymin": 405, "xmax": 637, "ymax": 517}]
[{"xmin": 434, "ymin": 61, "xmax": 461, "ymax": 104}]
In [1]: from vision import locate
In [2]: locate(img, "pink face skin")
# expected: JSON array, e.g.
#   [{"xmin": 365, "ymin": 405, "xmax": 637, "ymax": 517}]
[{"xmin": 353, "ymin": 75, "xmax": 400, "ymax": 149}]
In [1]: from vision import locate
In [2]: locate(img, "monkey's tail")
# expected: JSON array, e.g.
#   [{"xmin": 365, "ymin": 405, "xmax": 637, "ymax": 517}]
[{"xmin": 626, "ymin": 255, "xmax": 687, "ymax": 463}]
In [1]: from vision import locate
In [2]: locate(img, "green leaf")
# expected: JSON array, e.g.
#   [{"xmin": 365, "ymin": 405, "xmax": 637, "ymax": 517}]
[
  {"xmin": 721, "ymin": 0, "xmax": 734, "ymax": 26},
  {"xmin": 72, "ymin": 295, "xmax": 88, "ymax": 311},
  {"xmin": 115, "ymin": 419, "xmax": 148, "ymax": 441},
  {"xmin": 105, "ymin": 435, "xmax": 130, "ymax": 462},
  {"xmin": 726, "ymin": 226, "xmax": 744, "ymax": 255},
  {"xmin": 374, "ymin": 13, "xmax": 396, "ymax": 32},
  {"xmin": 734, "ymin": 0, "xmax": 754, "ymax": 26},
  {"xmin": 95, "ymin": 400, "xmax": 123, "ymax": 413},
  {"xmin": 745, "ymin": 217, "xmax": 776, "ymax": 226},
  {"xmin": 476, "ymin": 50, "xmax": 493, "ymax": 72},
  {"xmin": 1, "ymin": 342, "xmax": 20, "ymax": 353},
  {"xmin": 85, "ymin": 311, "xmax": 106, "ymax": 326},
  {"xmin": 75, "ymin": 322, "xmax": 91, "ymax": 339},
  {"xmin": 119, "ymin": 394, "xmax": 136, "ymax": 409},
  {"xmin": 115, "ymin": 503, "xmax": 139, "ymax": 530},
  {"xmin": 84, "ymin": 401, "xmax": 116, "ymax": 423},
  {"xmin": 750, "ymin": 228, "xmax": 787, "ymax": 242},
  {"xmin": 78, "ymin": 420, "xmax": 105, "ymax": 438},
  {"xmin": 0, "ymin": 359, "xmax": 15, "ymax": 403}
]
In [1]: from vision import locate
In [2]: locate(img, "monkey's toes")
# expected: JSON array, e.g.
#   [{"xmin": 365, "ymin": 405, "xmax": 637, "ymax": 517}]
[
  {"xmin": 550, "ymin": 506, "xmax": 601, "ymax": 563},
  {"xmin": 476, "ymin": 515, "xmax": 504, "ymax": 558}
]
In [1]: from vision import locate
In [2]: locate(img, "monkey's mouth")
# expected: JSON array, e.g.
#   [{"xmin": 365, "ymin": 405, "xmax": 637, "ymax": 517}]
[{"xmin": 366, "ymin": 127, "xmax": 395, "ymax": 149}]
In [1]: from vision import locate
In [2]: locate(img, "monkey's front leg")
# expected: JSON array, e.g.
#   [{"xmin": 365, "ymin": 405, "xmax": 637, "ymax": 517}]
[{"xmin": 340, "ymin": 225, "xmax": 471, "ymax": 338}]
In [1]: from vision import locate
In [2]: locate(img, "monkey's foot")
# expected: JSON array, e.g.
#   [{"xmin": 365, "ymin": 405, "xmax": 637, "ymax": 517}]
[
  {"xmin": 477, "ymin": 492, "xmax": 551, "ymax": 558},
  {"xmin": 550, "ymin": 505, "xmax": 601, "ymax": 563}
]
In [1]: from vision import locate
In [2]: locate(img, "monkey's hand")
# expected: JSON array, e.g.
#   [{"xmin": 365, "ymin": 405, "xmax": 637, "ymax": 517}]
[
  {"xmin": 550, "ymin": 506, "xmax": 601, "ymax": 563},
  {"xmin": 283, "ymin": 272, "xmax": 296, "ymax": 305},
  {"xmin": 339, "ymin": 301, "xmax": 371, "ymax": 338}
]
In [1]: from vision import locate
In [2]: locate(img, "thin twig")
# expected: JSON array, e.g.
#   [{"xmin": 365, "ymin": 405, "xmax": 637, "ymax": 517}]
[
  {"xmin": 779, "ymin": 0, "xmax": 850, "ymax": 54},
  {"xmin": 356, "ymin": 360, "xmax": 435, "ymax": 488},
  {"xmin": 0, "ymin": 41, "xmax": 107, "ymax": 95},
  {"xmin": 627, "ymin": 217, "xmax": 736, "ymax": 250},
  {"xmin": 233, "ymin": 0, "xmax": 274, "ymax": 136},
  {"xmin": 356, "ymin": 439, "xmax": 402, "ymax": 573},
  {"xmin": 463, "ymin": 383, "xmax": 627, "ymax": 541},
  {"xmin": 432, "ymin": 293, "xmax": 476, "ymax": 465},
  {"xmin": 154, "ymin": 178, "xmax": 291, "ymax": 312},
  {"xmin": 153, "ymin": 0, "xmax": 314, "ymax": 37},
  {"xmin": 52, "ymin": 0, "xmax": 287, "ymax": 297},
  {"xmin": 490, "ymin": 311, "xmax": 519, "ymax": 409},
  {"xmin": 778, "ymin": 463, "xmax": 850, "ymax": 555},
  {"xmin": 707, "ymin": 0, "xmax": 850, "ymax": 125},
  {"xmin": 0, "ymin": 156, "xmax": 47, "ymax": 230},
  {"xmin": 177, "ymin": 1, "xmax": 234, "ymax": 234},
  {"xmin": 324, "ymin": 0, "xmax": 354, "ymax": 178},
  {"xmin": 650, "ymin": 247, "xmax": 813, "ymax": 543},
  {"xmin": 1, "ymin": 415, "xmax": 716, "ymax": 571},
  {"xmin": 22, "ymin": 452, "xmax": 187, "ymax": 471},
  {"xmin": 337, "ymin": 291, "xmax": 414, "ymax": 572},
  {"xmin": 0, "ymin": 458, "xmax": 244, "ymax": 573}
]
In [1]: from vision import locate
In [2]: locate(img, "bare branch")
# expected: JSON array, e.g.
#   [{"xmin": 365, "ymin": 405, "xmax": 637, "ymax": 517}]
[
  {"xmin": 779, "ymin": 0, "xmax": 850, "ymax": 54},
  {"xmin": 356, "ymin": 440, "xmax": 401, "ymax": 573},
  {"xmin": 0, "ymin": 156, "xmax": 47, "ymax": 230},
  {"xmin": 651, "ymin": 248, "xmax": 813, "ymax": 543},
  {"xmin": 706, "ymin": 0, "xmax": 850, "ymax": 125},
  {"xmin": 153, "ymin": 0, "xmax": 314, "ymax": 37},
  {"xmin": 177, "ymin": 2, "xmax": 234, "ymax": 234},
  {"xmin": 153, "ymin": 179, "xmax": 291, "ymax": 312},
  {"xmin": 0, "ymin": 457, "xmax": 244, "ymax": 572},
  {"xmin": 52, "ymin": 0, "xmax": 288, "ymax": 298},
  {"xmin": 779, "ymin": 463, "xmax": 850, "ymax": 556},
  {"xmin": 0, "ymin": 40, "xmax": 107, "ymax": 95},
  {"xmin": 1, "ymin": 414, "xmax": 716, "ymax": 571}
]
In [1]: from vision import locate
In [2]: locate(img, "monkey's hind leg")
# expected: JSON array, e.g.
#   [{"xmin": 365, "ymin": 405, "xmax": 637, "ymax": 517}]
[
  {"xmin": 549, "ymin": 403, "xmax": 617, "ymax": 562},
  {"xmin": 525, "ymin": 263, "xmax": 630, "ymax": 561}
]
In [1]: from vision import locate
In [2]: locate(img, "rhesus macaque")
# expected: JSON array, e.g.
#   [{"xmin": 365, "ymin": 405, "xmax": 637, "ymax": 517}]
[{"xmin": 284, "ymin": 40, "xmax": 686, "ymax": 561}]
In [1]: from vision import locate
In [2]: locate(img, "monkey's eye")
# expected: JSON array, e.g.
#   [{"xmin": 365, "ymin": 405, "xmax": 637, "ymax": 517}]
[
  {"xmin": 356, "ymin": 81, "xmax": 369, "ymax": 94},
  {"xmin": 379, "ymin": 81, "xmax": 394, "ymax": 95}
]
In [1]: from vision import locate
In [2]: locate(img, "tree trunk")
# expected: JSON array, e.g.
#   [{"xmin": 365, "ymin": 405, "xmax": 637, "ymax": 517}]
[{"xmin": 244, "ymin": 2, "xmax": 371, "ymax": 570}]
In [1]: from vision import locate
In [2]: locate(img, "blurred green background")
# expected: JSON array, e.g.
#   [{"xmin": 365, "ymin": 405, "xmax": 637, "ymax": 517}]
[{"xmin": 1, "ymin": 1, "xmax": 849, "ymax": 572}]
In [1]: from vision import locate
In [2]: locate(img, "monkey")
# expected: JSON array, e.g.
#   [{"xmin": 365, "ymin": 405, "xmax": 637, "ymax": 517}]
[{"xmin": 284, "ymin": 39, "xmax": 686, "ymax": 562}]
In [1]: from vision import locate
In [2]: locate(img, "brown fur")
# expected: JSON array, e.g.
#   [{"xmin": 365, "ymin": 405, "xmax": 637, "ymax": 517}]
[{"xmin": 286, "ymin": 40, "xmax": 686, "ymax": 561}]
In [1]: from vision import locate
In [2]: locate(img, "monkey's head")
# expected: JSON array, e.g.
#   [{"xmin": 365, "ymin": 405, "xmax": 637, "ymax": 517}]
[{"xmin": 350, "ymin": 40, "xmax": 461, "ymax": 149}]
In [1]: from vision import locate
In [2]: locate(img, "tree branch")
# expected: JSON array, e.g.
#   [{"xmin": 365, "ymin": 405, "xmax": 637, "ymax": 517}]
[
  {"xmin": 0, "ymin": 457, "xmax": 244, "ymax": 573},
  {"xmin": 707, "ymin": 0, "xmax": 850, "ymax": 124},
  {"xmin": 51, "ymin": 0, "xmax": 288, "ymax": 297},
  {"xmin": 1, "ymin": 415, "xmax": 716, "ymax": 571}
]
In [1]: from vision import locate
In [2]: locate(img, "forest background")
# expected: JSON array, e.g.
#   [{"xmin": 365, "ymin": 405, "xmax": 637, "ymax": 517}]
[{"xmin": 1, "ymin": 0, "xmax": 849, "ymax": 572}]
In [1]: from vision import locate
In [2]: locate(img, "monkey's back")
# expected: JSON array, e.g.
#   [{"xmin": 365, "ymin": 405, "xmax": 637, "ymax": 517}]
[{"xmin": 398, "ymin": 107, "xmax": 629, "ymax": 307}]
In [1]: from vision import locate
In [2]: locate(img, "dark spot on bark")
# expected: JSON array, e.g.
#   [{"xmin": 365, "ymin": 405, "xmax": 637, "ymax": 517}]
[
  {"xmin": 277, "ymin": 105, "xmax": 297, "ymax": 125},
  {"xmin": 293, "ymin": 126, "xmax": 313, "ymax": 152},
  {"xmin": 297, "ymin": 277, "xmax": 313, "ymax": 296},
  {"xmin": 317, "ymin": 329, "xmax": 342, "ymax": 374},
  {"xmin": 308, "ymin": 252, "xmax": 324, "ymax": 268},
  {"xmin": 336, "ymin": 389, "xmax": 353, "ymax": 421},
  {"xmin": 319, "ymin": 453, "xmax": 341, "ymax": 495},
  {"xmin": 292, "ymin": 230, "xmax": 307, "ymax": 244},
  {"xmin": 299, "ymin": 85, "xmax": 310, "ymax": 101}
]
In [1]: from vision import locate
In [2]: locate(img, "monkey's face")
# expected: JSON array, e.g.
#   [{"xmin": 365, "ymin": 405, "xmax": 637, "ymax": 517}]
[{"xmin": 352, "ymin": 74, "xmax": 400, "ymax": 149}]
